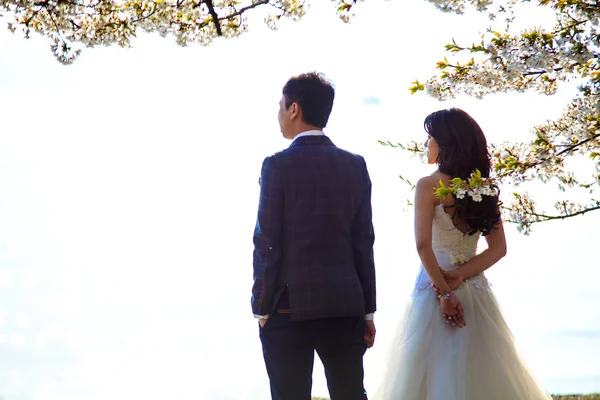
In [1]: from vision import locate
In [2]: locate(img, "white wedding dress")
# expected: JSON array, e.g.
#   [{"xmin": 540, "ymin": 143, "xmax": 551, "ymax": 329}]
[{"xmin": 373, "ymin": 204, "xmax": 551, "ymax": 400}]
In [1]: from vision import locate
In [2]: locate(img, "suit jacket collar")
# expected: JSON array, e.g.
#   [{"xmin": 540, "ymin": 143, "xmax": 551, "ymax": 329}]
[{"xmin": 288, "ymin": 135, "xmax": 335, "ymax": 148}]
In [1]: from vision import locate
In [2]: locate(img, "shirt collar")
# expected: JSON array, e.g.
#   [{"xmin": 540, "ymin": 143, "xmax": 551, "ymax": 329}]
[{"xmin": 291, "ymin": 130, "xmax": 325, "ymax": 143}]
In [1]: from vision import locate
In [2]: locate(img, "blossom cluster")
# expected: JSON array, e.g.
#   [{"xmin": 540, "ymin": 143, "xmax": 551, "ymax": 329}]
[
  {"xmin": 1, "ymin": 0, "xmax": 371, "ymax": 62},
  {"xmin": 1, "ymin": 0, "xmax": 314, "ymax": 63},
  {"xmin": 415, "ymin": 0, "xmax": 600, "ymax": 100},
  {"xmin": 410, "ymin": 0, "xmax": 600, "ymax": 234},
  {"xmin": 434, "ymin": 169, "xmax": 498, "ymax": 203},
  {"xmin": 424, "ymin": 0, "xmax": 494, "ymax": 14}
]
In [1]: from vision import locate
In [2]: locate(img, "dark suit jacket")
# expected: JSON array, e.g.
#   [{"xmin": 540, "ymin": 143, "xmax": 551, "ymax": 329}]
[{"xmin": 251, "ymin": 135, "xmax": 376, "ymax": 321}]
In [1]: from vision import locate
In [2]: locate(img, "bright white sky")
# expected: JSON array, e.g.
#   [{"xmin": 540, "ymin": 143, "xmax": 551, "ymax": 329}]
[{"xmin": 0, "ymin": 1, "xmax": 599, "ymax": 399}]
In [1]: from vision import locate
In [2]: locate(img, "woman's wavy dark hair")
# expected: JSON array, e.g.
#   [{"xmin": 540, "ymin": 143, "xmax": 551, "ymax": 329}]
[{"xmin": 425, "ymin": 108, "xmax": 501, "ymax": 235}]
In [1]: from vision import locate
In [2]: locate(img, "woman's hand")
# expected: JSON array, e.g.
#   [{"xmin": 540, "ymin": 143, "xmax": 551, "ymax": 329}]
[
  {"xmin": 439, "ymin": 292, "xmax": 466, "ymax": 328},
  {"xmin": 433, "ymin": 268, "xmax": 465, "ymax": 296},
  {"xmin": 442, "ymin": 269, "xmax": 465, "ymax": 288}
]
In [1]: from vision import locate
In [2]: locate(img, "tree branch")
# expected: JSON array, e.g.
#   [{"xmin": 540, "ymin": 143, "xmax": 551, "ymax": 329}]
[
  {"xmin": 555, "ymin": 133, "xmax": 600, "ymax": 157},
  {"xmin": 203, "ymin": 0, "xmax": 222, "ymax": 36},
  {"xmin": 497, "ymin": 134, "xmax": 600, "ymax": 179},
  {"xmin": 522, "ymin": 67, "xmax": 564, "ymax": 77},
  {"xmin": 218, "ymin": 0, "xmax": 269, "ymax": 21},
  {"xmin": 524, "ymin": 204, "xmax": 600, "ymax": 221},
  {"xmin": 130, "ymin": 4, "xmax": 159, "ymax": 24},
  {"xmin": 43, "ymin": 3, "xmax": 65, "ymax": 42}
]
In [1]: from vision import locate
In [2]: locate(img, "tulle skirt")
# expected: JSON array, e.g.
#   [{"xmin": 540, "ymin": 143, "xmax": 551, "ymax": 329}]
[{"xmin": 372, "ymin": 281, "xmax": 552, "ymax": 400}]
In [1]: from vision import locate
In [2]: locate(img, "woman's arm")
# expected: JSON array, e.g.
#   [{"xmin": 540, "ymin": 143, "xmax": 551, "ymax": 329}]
[
  {"xmin": 452, "ymin": 221, "xmax": 507, "ymax": 281},
  {"xmin": 415, "ymin": 177, "xmax": 466, "ymax": 327},
  {"xmin": 414, "ymin": 177, "xmax": 452, "ymax": 293}
]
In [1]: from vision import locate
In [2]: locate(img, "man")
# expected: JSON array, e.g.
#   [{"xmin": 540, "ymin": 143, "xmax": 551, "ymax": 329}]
[{"xmin": 251, "ymin": 72, "xmax": 376, "ymax": 400}]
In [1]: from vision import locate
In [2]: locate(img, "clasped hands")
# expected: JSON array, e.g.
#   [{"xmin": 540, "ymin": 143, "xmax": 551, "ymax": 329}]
[{"xmin": 433, "ymin": 268, "xmax": 467, "ymax": 328}]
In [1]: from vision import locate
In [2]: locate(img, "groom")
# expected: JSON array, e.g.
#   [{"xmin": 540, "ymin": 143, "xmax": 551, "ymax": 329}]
[{"xmin": 252, "ymin": 72, "xmax": 376, "ymax": 400}]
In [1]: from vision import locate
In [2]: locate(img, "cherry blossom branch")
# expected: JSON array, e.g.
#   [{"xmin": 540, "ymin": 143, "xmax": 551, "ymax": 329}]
[
  {"xmin": 2, "ymin": 0, "xmax": 312, "ymax": 62},
  {"xmin": 510, "ymin": 204, "xmax": 600, "ymax": 221},
  {"xmin": 203, "ymin": 0, "xmax": 222, "ymax": 36},
  {"xmin": 504, "ymin": 133, "xmax": 600, "ymax": 174},
  {"xmin": 555, "ymin": 133, "xmax": 600, "ymax": 157},
  {"xmin": 217, "ymin": 0, "xmax": 270, "ymax": 21}
]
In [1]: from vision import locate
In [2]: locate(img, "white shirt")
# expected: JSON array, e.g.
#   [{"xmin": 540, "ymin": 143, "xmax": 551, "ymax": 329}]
[
  {"xmin": 291, "ymin": 129, "xmax": 325, "ymax": 143},
  {"xmin": 255, "ymin": 129, "xmax": 374, "ymax": 321}
]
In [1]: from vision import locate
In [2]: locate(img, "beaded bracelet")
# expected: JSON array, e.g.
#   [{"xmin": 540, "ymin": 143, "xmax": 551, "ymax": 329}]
[{"xmin": 437, "ymin": 291, "xmax": 453, "ymax": 300}]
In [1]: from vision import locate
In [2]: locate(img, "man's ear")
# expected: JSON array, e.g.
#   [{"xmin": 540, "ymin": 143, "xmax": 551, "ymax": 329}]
[{"xmin": 290, "ymin": 102, "xmax": 301, "ymax": 120}]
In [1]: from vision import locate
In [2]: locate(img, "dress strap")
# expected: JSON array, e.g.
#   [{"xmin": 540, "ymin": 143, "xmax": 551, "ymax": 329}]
[{"xmin": 429, "ymin": 175, "xmax": 442, "ymax": 205}]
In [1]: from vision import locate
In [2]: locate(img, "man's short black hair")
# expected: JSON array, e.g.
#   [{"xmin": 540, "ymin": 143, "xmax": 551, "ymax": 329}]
[{"xmin": 282, "ymin": 72, "xmax": 335, "ymax": 128}]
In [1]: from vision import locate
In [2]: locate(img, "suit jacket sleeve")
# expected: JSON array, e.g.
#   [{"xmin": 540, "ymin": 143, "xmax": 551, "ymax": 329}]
[
  {"xmin": 251, "ymin": 155, "xmax": 284, "ymax": 316},
  {"xmin": 352, "ymin": 157, "xmax": 376, "ymax": 314}
]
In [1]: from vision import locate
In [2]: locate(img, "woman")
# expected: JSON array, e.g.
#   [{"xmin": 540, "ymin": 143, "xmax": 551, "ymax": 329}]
[{"xmin": 374, "ymin": 108, "xmax": 551, "ymax": 399}]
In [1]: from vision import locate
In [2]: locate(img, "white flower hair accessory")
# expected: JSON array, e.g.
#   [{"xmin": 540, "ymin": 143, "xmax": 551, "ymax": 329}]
[{"xmin": 434, "ymin": 169, "xmax": 498, "ymax": 202}]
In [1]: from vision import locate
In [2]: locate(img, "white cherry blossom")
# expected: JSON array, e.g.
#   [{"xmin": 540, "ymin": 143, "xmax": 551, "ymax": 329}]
[
  {"xmin": 0, "ymin": 0, "xmax": 361, "ymax": 63},
  {"xmin": 409, "ymin": 0, "xmax": 600, "ymax": 234}
]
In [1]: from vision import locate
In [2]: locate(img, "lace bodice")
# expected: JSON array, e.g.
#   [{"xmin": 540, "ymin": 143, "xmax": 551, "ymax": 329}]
[{"xmin": 415, "ymin": 204, "xmax": 490, "ymax": 290}]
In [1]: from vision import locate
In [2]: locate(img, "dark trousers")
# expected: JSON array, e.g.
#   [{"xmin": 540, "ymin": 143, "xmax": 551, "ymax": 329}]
[{"xmin": 259, "ymin": 309, "xmax": 368, "ymax": 400}]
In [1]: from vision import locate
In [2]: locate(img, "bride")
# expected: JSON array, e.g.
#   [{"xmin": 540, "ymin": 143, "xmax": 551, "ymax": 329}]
[{"xmin": 374, "ymin": 108, "xmax": 551, "ymax": 400}]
